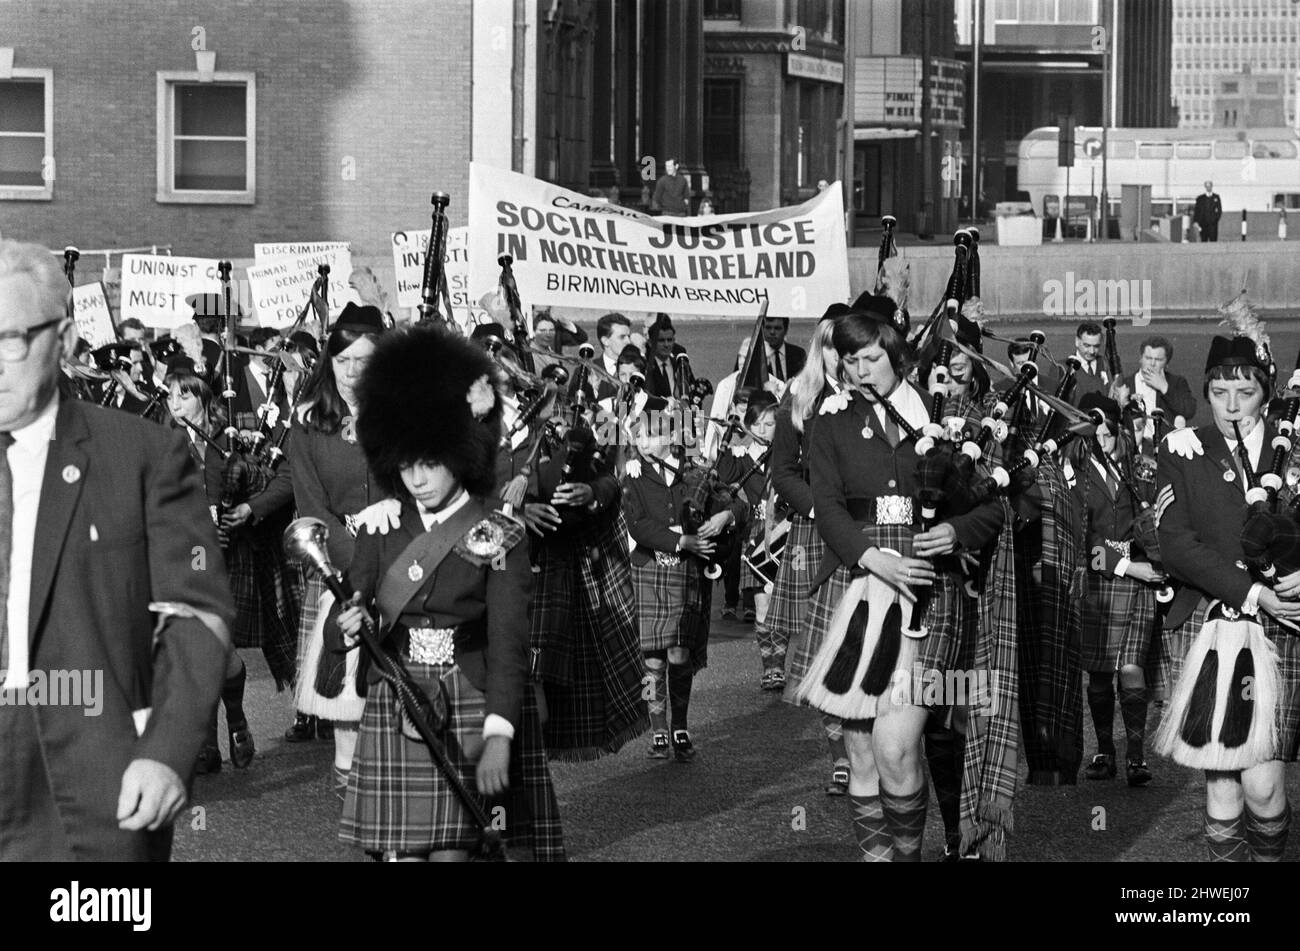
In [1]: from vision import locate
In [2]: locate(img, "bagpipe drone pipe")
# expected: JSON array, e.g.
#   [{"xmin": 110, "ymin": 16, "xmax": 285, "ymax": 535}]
[{"xmin": 1237, "ymin": 378, "xmax": 1300, "ymax": 608}]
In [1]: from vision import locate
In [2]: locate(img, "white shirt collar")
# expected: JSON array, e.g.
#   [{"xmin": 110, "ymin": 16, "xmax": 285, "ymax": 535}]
[
  {"xmin": 417, "ymin": 489, "xmax": 470, "ymax": 529},
  {"xmin": 10, "ymin": 394, "xmax": 59, "ymax": 450},
  {"xmin": 873, "ymin": 382, "xmax": 928, "ymax": 434}
]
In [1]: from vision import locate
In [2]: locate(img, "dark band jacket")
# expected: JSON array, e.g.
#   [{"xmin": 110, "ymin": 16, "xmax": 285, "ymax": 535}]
[{"xmin": 806, "ymin": 384, "xmax": 1005, "ymax": 594}]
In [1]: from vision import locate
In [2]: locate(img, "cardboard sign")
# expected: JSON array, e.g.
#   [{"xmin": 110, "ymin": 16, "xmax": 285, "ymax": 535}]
[
  {"xmin": 246, "ymin": 247, "xmax": 353, "ymax": 328},
  {"xmin": 391, "ymin": 226, "xmax": 470, "ymax": 312},
  {"xmin": 119, "ymin": 254, "xmax": 222, "ymax": 329},
  {"xmin": 71, "ymin": 282, "xmax": 117, "ymax": 347}
]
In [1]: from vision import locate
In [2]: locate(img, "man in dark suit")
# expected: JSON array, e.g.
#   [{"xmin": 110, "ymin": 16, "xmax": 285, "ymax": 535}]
[
  {"xmin": 740, "ymin": 316, "xmax": 806, "ymax": 393},
  {"xmin": 1194, "ymin": 181, "xmax": 1222, "ymax": 242},
  {"xmin": 589, "ymin": 312, "xmax": 633, "ymax": 404},
  {"xmin": 1130, "ymin": 335, "xmax": 1197, "ymax": 450},
  {"xmin": 1068, "ymin": 321, "xmax": 1112, "ymax": 405},
  {"xmin": 645, "ymin": 316, "xmax": 684, "ymax": 400},
  {"xmin": 0, "ymin": 240, "xmax": 231, "ymax": 860}
]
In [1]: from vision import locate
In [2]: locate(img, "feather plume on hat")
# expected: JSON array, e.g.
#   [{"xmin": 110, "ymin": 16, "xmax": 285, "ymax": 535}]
[
  {"xmin": 1218, "ymin": 288, "xmax": 1275, "ymax": 379},
  {"xmin": 878, "ymin": 256, "xmax": 910, "ymax": 315}
]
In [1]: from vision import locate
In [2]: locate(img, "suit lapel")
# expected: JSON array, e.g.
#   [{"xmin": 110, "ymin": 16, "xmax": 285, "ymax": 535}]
[{"xmin": 29, "ymin": 400, "xmax": 91, "ymax": 647}]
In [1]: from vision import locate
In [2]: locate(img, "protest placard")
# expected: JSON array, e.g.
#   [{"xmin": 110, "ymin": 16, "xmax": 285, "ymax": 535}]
[
  {"xmin": 246, "ymin": 245, "xmax": 352, "ymax": 328},
  {"xmin": 253, "ymin": 243, "xmax": 353, "ymax": 320},
  {"xmin": 71, "ymin": 282, "xmax": 117, "ymax": 347},
  {"xmin": 391, "ymin": 226, "xmax": 470, "ymax": 312},
  {"xmin": 119, "ymin": 254, "xmax": 222, "ymax": 329},
  {"xmin": 467, "ymin": 163, "xmax": 849, "ymax": 318}
]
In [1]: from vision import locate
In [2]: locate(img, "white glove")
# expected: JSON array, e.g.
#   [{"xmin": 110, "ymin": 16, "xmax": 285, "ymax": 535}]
[
  {"xmin": 1164, "ymin": 427, "xmax": 1204, "ymax": 459},
  {"xmin": 353, "ymin": 498, "xmax": 402, "ymax": 535}
]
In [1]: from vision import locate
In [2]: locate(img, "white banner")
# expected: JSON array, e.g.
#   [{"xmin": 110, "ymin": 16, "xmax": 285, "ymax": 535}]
[
  {"xmin": 391, "ymin": 226, "xmax": 471, "ymax": 312},
  {"xmin": 246, "ymin": 247, "xmax": 352, "ymax": 328},
  {"xmin": 468, "ymin": 162, "xmax": 849, "ymax": 317},
  {"xmin": 252, "ymin": 243, "xmax": 353, "ymax": 321},
  {"xmin": 71, "ymin": 282, "xmax": 116, "ymax": 348},
  {"xmin": 119, "ymin": 254, "xmax": 222, "ymax": 329}
]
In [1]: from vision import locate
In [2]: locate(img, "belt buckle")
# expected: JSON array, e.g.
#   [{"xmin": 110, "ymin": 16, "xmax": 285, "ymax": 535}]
[
  {"xmin": 875, "ymin": 495, "xmax": 913, "ymax": 526},
  {"xmin": 407, "ymin": 627, "xmax": 456, "ymax": 666},
  {"xmin": 655, "ymin": 551, "xmax": 682, "ymax": 568}
]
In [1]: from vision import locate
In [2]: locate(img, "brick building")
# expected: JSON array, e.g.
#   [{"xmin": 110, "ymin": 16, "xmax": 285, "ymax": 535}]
[{"xmin": 0, "ymin": 0, "xmax": 502, "ymax": 259}]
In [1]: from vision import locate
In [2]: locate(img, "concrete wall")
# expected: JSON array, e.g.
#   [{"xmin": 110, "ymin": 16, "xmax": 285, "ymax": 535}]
[{"xmin": 848, "ymin": 240, "xmax": 1300, "ymax": 320}]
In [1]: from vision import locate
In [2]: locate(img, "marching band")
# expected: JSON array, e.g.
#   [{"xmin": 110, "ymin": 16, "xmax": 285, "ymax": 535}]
[{"xmin": 26, "ymin": 205, "xmax": 1300, "ymax": 865}]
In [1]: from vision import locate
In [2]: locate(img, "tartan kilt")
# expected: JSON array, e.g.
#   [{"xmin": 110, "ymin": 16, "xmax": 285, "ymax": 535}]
[
  {"xmin": 632, "ymin": 556, "xmax": 709, "ymax": 671},
  {"xmin": 223, "ymin": 532, "xmax": 300, "ymax": 690},
  {"xmin": 530, "ymin": 515, "xmax": 650, "ymax": 760},
  {"xmin": 340, "ymin": 661, "xmax": 565, "ymax": 860},
  {"xmin": 1160, "ymin": 602, "xmax": 1300, "ymax": 762},
  {"xmin": 772, "ymin": 515, "xmax": 824, "ymax": 681},
  {"xmin": 784, "ymin": 523, "xmax": 970, "ymax": 710},
  {"xmin": 1080, "ymin": 573, "xmax": 1158, "ymax": 674},
  {"xmin": 293, "ymin": 576, "xmax": 365, "ymax": 721}
]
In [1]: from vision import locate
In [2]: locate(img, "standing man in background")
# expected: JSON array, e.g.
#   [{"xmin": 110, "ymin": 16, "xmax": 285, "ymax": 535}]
[
  {"xmin": 1194, "ymin": 181, "xmax": 1222, "ymax": 243},
  {"xmin": 651, "ymin": 159, "xmax": 690, "ymax": 216}
]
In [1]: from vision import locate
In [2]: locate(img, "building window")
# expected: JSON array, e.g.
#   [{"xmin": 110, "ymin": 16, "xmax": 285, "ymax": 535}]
[
  {"xmin": 156, "ymin": 72, "xmax": 255, "ymax": 204},
  {"xmin": 0, "ymin": 69, "xmax": 53, "ymax": 200},
  {"xmin": 704, "ymin": 0, "xmax": 741, "ymax": 18},
  {"xmin": 703, "ymin": 78, "xmax": 742, "ymax": 168}
]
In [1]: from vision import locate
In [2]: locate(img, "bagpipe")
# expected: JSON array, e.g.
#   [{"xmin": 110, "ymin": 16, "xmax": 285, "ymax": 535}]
[
  {"xmin": 672, "ymin": 349, "xmax": 714, "ymax": 413},
  {"xmin": 415, "ymin": 191, "xmax": 456, "ymax": 332},
  {"xmin": 674, "ymin": 414, "xmax": 747, "ymax": 580},
  {"xmin": 1236, "ymin": 388, "xmax": 1300, "ymax": 619}
]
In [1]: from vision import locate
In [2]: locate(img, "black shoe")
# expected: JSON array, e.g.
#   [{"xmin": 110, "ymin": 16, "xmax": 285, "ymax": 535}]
[
  {"xmin": 1126, "ymin": 759, "xmax": 1152, "ymax": 787},
  {"xmin": 1085, "ymin": 753, "xmax": 1117, "ymax": 780},
  {"xmin": 316, "ymin": 719, "xmax": 335, "ymax": 741},
  {"xmin": 195, "ymin": 745, "xmax": 222, "ymax": 775},
  {"xmin": 229, "ymin": 721, "xmax": 255, "ymax": 769},
  {"xmin": 284, "ymin": 713, "xmax": 315, "ymax": 743},
  {"xmin": 721, "ymin": 606, "xmax": 738, "ymax": 621},
  {"xmin": 743, "ymin": 609, "xmax": 757, "ymax": 623},
  {"xmin": 647, "ymin": 732, "xmax": 671, "ymax": 759},
  {"xmin": 672, "ymin": 730, "xmax": 697, "ymax": 763}
]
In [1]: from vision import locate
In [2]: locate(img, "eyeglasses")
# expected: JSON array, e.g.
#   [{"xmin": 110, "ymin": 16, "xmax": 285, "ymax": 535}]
[{"xmin": 0, "ymin": 317, "xmax": 63, "ymax": 362}]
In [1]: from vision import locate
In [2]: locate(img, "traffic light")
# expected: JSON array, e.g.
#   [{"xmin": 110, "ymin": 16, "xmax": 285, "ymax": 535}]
[{"xmin": 1058, "ymin": 115, "xmax": 1075, "ymax": 168}]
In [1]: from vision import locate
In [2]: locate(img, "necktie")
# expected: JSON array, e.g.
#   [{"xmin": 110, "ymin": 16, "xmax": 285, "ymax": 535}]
[
  {"xmin": 0, "ymin": 432, "xmax": 13, "ymax": 674},
  {"xmin": 878, "ymin": 407, "xmax": 900, "ymax": 448},
  {"xmin": 772, "ymin": 349, "xmax": 784, "ymax": 381},
  {"xmin": 1105, "ymin": 468, "xmax": 1118, "ymax": 498}
]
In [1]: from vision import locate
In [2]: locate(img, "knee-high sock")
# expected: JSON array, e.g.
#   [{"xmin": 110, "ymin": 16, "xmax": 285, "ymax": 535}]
[
  {"xmin": 925, "ymin": 729, "xmax": 963, "ymax": 849},
  {"xmin": 879, "ymin": 785, "xmax": 928, "ymax": 862},
  {"xmin": 644, "ymin": 660, "xmax": 667, "ymax": 733},
  {"xmin": 850, "ymin": 794, "xmax": 893, "ymax": 862},
  {"xmin": 1205, "ymin": 812, "xmax": 1250, "ymax": 862},
  {"xmin": 822, "ymin": 713, "xmax": 848, "ymax": 766},
  {"xmin": 668, "ymin": 662, "xmax": 693, "ymax": 733},
  {"xmin": 1086, "ymin": 672, "xmax": 1116, "ymax": 756},
  {"xmin": 222, "ymin": 662, "xmax": 248, "ymax": 729},
  {"xmin": 1118, "ymin": 685, "xmax": 1148, "ymax": 762},
  {"xmin": 1244, "ymin": 803, "xmax": 1290, "ymax": 862}
]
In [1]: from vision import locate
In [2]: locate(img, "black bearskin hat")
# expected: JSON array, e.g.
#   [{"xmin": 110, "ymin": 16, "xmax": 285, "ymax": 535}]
[{"xmin": 356, "ymin": 326, "xmax": 502, "ymax": 499}]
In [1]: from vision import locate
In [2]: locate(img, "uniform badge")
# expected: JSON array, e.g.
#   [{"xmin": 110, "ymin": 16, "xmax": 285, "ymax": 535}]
[
  {"xmin": 861, "ymin": 423, "xmax": 874, "ymax": 440},
  {"xmin": 62, "ymin": 464, "xmax": 81, "ymax": 484},
  {"xmin": 407, "ymin": 561, "xmax": 424, "ymax": 583},
  {"xmin": 465, "ymin": 518, "xmax": 506, "ymax": 559},
  {"xmin": 1223, "ymin": 469, "xmax": 1236, "ymax": 483}
]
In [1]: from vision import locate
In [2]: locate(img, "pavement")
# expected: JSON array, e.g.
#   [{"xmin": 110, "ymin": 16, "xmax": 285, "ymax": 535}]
[{"xmin": 173, "ymin": 605, "xmax": 1300, "ymax": 863}]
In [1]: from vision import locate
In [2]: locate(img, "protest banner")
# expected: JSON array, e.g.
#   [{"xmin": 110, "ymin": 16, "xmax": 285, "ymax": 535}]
[
  {"xmin": 467, "ymin": 162, "xmax": 849, "ymax": 317},
  {"xmin": 391, "ymin": 226, "xmax": 471, "ymax": 313},
  {"xmin": 71, "ymin": 282, "xmax": 117, "ymax": 347},
  {"xmin": 119, "ymin": 254, "xmax": 222, "ymax": 329},
  {"xmin": 253, "ymin": 242, "xmax": 353, "ymax": 320},
  {"xmin": 246, "ymin": 245, "xmax": 352, "ymax": 328}
]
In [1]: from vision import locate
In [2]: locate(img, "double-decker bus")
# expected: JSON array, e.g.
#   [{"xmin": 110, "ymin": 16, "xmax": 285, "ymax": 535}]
[{"xmin": 1017, "ymin": 126, "xmax": 1300, "ymax": 222}]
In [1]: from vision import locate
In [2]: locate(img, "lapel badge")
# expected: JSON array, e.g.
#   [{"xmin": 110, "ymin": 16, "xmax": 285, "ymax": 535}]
[
  {"xmin": 407, "ymin": 561, "xmax": 424, "ymax": 583},
  {"xmin": 861, "ymin": 423, "xmax": 874, "ymax": 440},
  {"xmin": 1223, "ymin": 468, "xmax": 1237, "ymax": 483},
  {"xmin": 62, "ymin": 464, "xmax": 81, "ymax": 484},
  {"xmin": 89, "ymin": 524, "xmax": 99, "ymax": 542}
]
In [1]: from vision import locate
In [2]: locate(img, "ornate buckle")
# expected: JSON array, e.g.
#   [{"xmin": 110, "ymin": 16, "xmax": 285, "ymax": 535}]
[
  {"xmin": 655, "ymin": 551, "xmax": 682, "ymax": 568},
  {"xmin": 874, "ymin": 495, "xmax": 914, "ymax": 526},
  {"xmin": 406, "ymin": 627, "xmax": 456, "ymax": 666}
]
